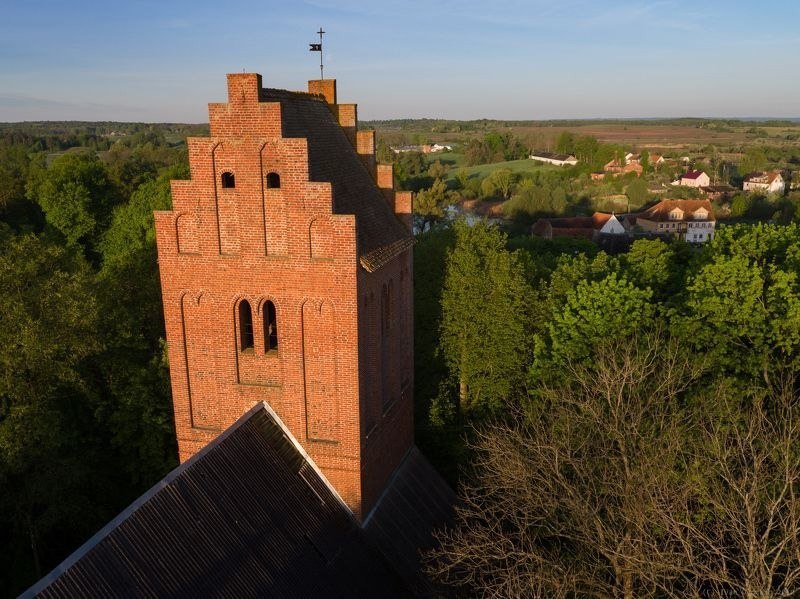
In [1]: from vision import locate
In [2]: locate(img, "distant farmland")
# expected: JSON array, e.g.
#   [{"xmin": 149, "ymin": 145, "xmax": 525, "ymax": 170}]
[{"xmin": 365, "ymin": 118, "xmax": 800, "ymax": 153}]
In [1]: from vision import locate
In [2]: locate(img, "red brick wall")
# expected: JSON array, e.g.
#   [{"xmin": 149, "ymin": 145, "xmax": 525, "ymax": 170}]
[{"xmin": 155, "ymin": 73, "xmax": 413, "ymax": 520}]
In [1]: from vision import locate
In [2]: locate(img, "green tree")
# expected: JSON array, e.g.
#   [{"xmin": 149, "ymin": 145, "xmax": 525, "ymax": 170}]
[
  {"xmin": 0, "ymin": 145, "xmax": 30, "ymax": 211},
  {"xmin": 639, "ymin": 149, "xmax": 650, "ymax": 173},
  {"xmin": 375, "ymin": 138, "xmax": 394, "ymax": 164},
  {"xmin": 26, "ymin": 152, "xmax": 119, "ymax": 253},
  {"xmin": 625, "ymin": 178, "xmax": 650, "ymax": 210},
  {"xmin": 440, "ymin": 220, "xmax": 531, "ymax": 414},
  {"xmin": 574, "ymin": 135, "xmax": 599, "ymax": 164},
  {"xmin": 545, "ymin": 273, "xmax": 653, "ymax": 368},
  {"xmin": 96, "ymin": 169, "xmax": 182, "ymax": 485},
  {"xmin": 621, "ymin": 238, "xmax": 676, "ymax": 298},
  {"xmin": 740, "ymin": 146, "xmax": 768, "ymax": 174},
  {"xmin": 681, "ymin": 234, "xmax": 800, "ymax": 383},
  {"xmin": 481, "ymin": 168, "xmax": 515, "ymax": 200},
  {"xmin": 0, "ymin": 234, "xmax": 101, "ymax": 587},
  {"xmin": 427, "ymin": 160, "xmax": 447, "ymax": 180},
  {"xmin": 414, "ymin": 178, "xmax": 452, "ymax": 232},
  {"xmin": 555, "ymin": 131, "xmax": 575, "ymax": 154}
]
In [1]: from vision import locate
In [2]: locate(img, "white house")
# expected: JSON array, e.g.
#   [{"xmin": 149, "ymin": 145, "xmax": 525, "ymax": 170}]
[
  {"xmin": 673, "ymin": 170, "xmax": 710, "ymax": 187},
  {"xmin": 635, "ymin": 199, "xmax": 716, "ymax": 243},
  {"xmin": 529, "ymin": 151, "xmax": 578, "ymax": 166},
  {"xmin": 743, "ymin": 171, "xmax": 785, "ymax": 194}
]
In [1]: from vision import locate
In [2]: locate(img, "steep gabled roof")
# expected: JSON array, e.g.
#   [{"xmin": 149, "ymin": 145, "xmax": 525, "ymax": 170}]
[
  {"xmin": 25, "ymin": 403, "xmax": 452, "ymax": 598},
  {"xmin": 261, "ymin": 88, "xmax": 413, "ymax": 273},
  {"xmin": 681, "ymin": 170, "xmax": 707, "ymax": 180},
  {"xmin": 744, "ymin": 171, "xmax": 782, "ymax": 184}
]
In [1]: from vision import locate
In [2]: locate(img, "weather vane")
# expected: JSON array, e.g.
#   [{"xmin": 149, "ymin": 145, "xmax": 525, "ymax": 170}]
[{"xmin": 309, "ymin": 28, "xmax": 325, "ymax": 80}]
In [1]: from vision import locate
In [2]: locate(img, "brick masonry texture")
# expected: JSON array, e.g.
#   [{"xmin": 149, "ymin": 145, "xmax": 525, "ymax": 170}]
[{"xmin": 154, "ymin": 73, "xmax": 415, "ymax": 520}]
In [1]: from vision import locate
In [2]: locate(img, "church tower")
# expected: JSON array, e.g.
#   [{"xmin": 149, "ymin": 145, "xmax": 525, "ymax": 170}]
[{"xmin": 154, "ymin": 73, "xmax": 414, "ymax": 519}]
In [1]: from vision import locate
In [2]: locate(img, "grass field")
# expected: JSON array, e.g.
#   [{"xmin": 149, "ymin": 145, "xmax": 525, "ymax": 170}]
[{"xmin": 428, "ymin": 153, "xmax": 564, "ymax": 182}]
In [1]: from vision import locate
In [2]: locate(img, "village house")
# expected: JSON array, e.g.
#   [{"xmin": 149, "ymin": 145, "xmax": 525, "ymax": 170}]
[
  {"xmin": 743, "ymin": 171, "xmax": 785, "ymax": 194},
  {"xmin": 635, "ymin": 199, "xmax": 716, "ymax": 243},
  {"xmin": 628, "ymin": 153, "xmax": 665, "ymax": 167},
  {"xmin": 391, "ymin": 143, "xmax": 452, "ymax": 154},
  {"xmin": 603, "ymin": 157, "xmax": 643, "ymax": 177},
  {"xmin": 673, "ymin": 170, "xmax": 710, "ymax": 187},
  {"xmin": 529, "ymin": 151, "xmax": 579, "ymax": 166},
  {"xmin": 532, "ymin": 212, "xmax": 626, "ymax": 240}
]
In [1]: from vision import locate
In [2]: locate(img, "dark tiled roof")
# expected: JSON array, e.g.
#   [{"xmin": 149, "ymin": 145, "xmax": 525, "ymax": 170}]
[
  {"xmin": 364, "ymin": 447, "xmax": 456, "ymax": 597},
  {"xmin": 24, "ymin": 404, "xmax": 446, "ymax": 599},
  {"xmin": 261, "ymin": 88, "xmax": 413, "ymax": 273},
  {"xmin": 682, "ymin": 170, "xmax": 706, "ymax": 180}
]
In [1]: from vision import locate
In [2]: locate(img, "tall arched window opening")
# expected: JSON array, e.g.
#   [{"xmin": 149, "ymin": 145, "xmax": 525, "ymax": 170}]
[
  {"xmin": 265, "ymin": 300, "xmax": 278, "ymax": 351},
  {"xmin": 221, "ymin": 171, "xmax": 235, "ymax": 188},
  {"xmin": 239, "ymin": 300, "xmax": 254, "ymax": 350},
  {"xmin": 266, "ymin": 172, "xmax": 281, "ymax": 189}
]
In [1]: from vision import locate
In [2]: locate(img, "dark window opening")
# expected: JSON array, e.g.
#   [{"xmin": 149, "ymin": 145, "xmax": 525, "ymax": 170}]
[
  {"xmin": 265, "ymin": 300, "xmax": 278, "ymax": 351},
  {"xmin": 239, "ymin": 300, "xmax": 254, "ymax": 350},
  {"xmin": 266, "ymin": 172, "xmax": 281, "ymax": 189},
  {"xmin": 221, "ymin": 172, "xmax": 235, "ymax": 188}
]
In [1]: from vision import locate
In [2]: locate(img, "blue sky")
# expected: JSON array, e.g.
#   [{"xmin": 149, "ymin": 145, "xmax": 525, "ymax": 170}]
[{"xmin": 1, "ymin": 0, "xmax": 798, "ymax": 121}]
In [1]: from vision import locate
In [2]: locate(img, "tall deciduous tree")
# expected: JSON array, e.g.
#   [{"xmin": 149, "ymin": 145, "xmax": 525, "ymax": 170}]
[
  {"xmin": 0, "ymin": 234, "xmax": 101, "ymax": 585},
  {"xmin": 413, "ymin": 178, "xmax": 452, "ymax": 232},
  {"xmin": 428, "ymin": 335, "xmax": 704, "ymax": 598},
  {"xmin": 26, "ymin": 152, "xmax": 119, "ymax": 254},
  {"xmin": 440, "ymin": 220, "xmax": 530, "ymax": 414},
  {"xmin": 96, "ymin": 169, "xmax": 182, "ymax": 486},
  {"xmin": 546, "ymin": 273, "xmax": 654, "ymax": 368}
]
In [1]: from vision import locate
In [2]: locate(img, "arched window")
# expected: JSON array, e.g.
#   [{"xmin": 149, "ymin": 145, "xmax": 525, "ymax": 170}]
[
  {"xmin": 221, "ymin": 171, "xmax": 235, "ymax": 188},
  {"xmin": 264, "ymin": 300, "xmax": 278, "ymax": 351},
  {"xmin": 266, "ymin": 172, "xmax": 281, "ymax": 189},
  {"xmin": 239, "ymin": 300, "xmax": 254, "ymax": 350}
]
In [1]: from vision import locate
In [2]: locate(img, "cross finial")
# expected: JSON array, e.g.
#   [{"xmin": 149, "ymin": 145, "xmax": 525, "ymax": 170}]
[{"xmin": 309, "ymin": 28, "xmax": 325, "ymax": 80}]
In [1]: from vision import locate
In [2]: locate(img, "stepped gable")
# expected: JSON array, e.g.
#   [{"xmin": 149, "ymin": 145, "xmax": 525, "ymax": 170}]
[
  {"xmin": 261, "ymin": 87, "xmax": 413, "ymax": 272},
  {"xmin": 24, "ymin": 404, "xmax": 441, "ymax": 598}
]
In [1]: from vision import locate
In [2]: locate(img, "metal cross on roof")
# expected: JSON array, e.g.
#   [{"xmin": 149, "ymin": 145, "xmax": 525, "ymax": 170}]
[{"xmin": 309, "ymin": 28, "xmax": 325, "ymax": 80}]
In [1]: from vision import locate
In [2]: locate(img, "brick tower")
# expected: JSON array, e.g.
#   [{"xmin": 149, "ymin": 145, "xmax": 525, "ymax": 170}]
[{"xmin": 154, "ymin": 73, "xmax": 414, "ymax": 519}]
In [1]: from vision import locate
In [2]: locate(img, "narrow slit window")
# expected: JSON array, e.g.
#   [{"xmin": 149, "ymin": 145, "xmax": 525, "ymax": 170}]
[
  {"xmin": 265, "ymin": 300, "xmax": 278, "ymax": 351},
  {"xmin": 239, "ymin": 300, "xmax": 254, "ymax": 350},
  {"xmin": 266, "ymin": 172, "xmax": 281, "ymax": 189},
  {"xmin": 221, "ymin": 171, "xmax": 235, "ymax": 188}
]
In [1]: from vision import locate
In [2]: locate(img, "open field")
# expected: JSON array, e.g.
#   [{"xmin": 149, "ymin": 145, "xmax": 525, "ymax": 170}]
[
  {"xmin": 369, "ymin": 119, "xmax": 800, "ymax": 154},
  {"xmin": 445, "ymin": 157, "xmax": 562, "ymax": 180}
]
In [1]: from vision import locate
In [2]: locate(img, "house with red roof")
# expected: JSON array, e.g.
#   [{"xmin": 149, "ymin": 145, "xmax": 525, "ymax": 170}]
[
  {"xmin": 531, "ymin": 212, "xmax": 625, "ymax": 240},
  {"xmin": 673, "ymin": 170, "xmax": 710, "ymax": 187},
  {"xmin": 635, "ymin": 199, "xmax": 716, "ymax": 243}
]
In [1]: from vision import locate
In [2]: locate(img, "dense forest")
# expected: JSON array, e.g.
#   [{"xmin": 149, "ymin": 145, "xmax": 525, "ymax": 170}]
[
  {"xmin": 3, "ymin": 120, "xmax": 800, "ymax": 597},
  {"xmin": 416, "ymin": 220, "xmax": 800, "ymax": 597},
  {"xmin": 0, "ymin": 124, "xmax": 192, "ymax": 596}
]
